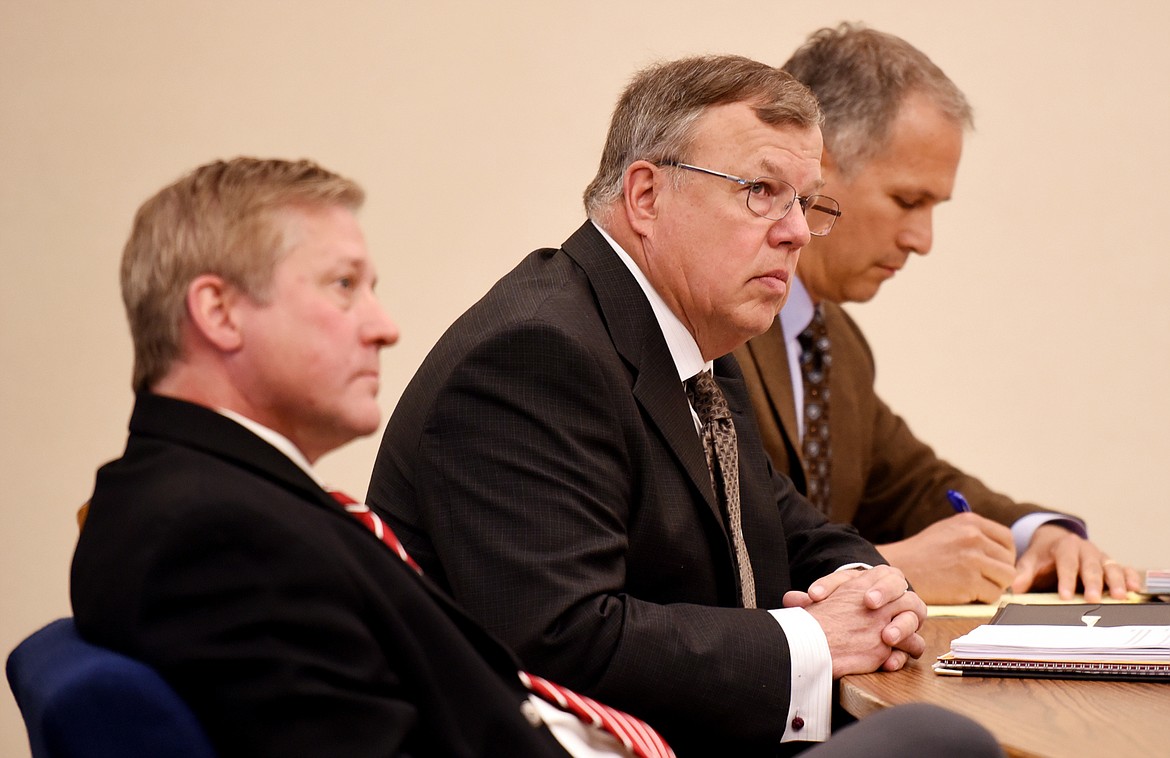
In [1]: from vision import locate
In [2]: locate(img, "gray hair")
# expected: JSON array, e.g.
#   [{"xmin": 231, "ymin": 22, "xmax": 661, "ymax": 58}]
[
  {"xmin": 784, "ymin": 22, "xmax": 973, "ymax": 178},
  {"xmin": 583, "ymin": 54, "xmax": 822, "ymax": 222}
]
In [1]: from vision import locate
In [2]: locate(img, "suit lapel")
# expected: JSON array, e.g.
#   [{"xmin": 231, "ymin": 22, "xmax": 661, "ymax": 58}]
[
  {"xmin": 744, "ymin": 319, "xmax": 804, "ymax": 471},
  {"xmin": 130, "ymin": 393, "xmax": 519, "ymax": 663},
  {"xmin": 130, "ymin": 393, "xmax": 344, "ymax": 517},
  {"xmin": 560, "ymin": 223, "xmax": 723, "ymax": 525}
]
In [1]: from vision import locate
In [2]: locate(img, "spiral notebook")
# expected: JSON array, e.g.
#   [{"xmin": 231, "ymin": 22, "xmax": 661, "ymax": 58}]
[{"xmin": 933, "ymin": 602, "xmax": 1170, "ymax": 680}]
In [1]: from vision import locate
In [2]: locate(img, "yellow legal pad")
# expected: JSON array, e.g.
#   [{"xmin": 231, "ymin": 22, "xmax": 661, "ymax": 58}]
[{"xmin": 927, "ymin": 591, "xmax": 1148, "ymax": 618}]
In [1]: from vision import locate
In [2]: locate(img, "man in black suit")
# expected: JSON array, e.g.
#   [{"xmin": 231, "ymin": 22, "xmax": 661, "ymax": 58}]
[
  {"xmin": 70, "ymin": 157, "xmax": 684, "ymax": 757},
  {"xmin": 369, "ymin": 56, "xmax": 1001, "ymax": 757}
]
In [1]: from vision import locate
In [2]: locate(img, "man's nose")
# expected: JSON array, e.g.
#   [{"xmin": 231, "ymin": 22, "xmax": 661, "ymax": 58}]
[
  {"xmin": 363, "ymin": 296, "xmax": 400, "ymax": 348},
  {"xmin": 769, "ymin": 207, "xmax": 813, "ymax": 248},
  {"xmin": 898, "ymin": 211, "xmax": 933, "ymax": 256}
]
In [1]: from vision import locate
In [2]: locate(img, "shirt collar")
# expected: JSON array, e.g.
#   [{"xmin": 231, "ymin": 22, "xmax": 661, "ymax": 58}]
[
  {"xmin": 592, "ymin": 221, "xmax": 710, "ymax": 381},
  {"xmin": 780, "ymin": 274, "xmax": 816, "ymax": 341},
  {"xmin": 217, "ymin": 408, "xmax": 323, "ymax": 486}
]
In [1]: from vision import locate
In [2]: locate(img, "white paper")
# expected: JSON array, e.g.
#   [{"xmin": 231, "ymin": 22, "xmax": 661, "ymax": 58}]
[{"xmin": 950, "ymin": 624, "xmax": 1170, "ymax": 662}]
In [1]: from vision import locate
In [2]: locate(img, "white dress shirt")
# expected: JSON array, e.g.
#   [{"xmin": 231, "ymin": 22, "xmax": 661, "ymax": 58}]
[{"xmin": 597, "ymin": 223, "xmax": 833, "ymax": 742}]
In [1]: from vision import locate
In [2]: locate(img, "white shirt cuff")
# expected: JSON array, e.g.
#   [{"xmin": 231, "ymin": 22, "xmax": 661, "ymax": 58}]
[
  {"xmin": 1011, "ymin": 512, "xmax": 1088, "ymax": 554},
  {"xmin": 768, "ymin": 607, "xmax": 832, "ymax": 742}
]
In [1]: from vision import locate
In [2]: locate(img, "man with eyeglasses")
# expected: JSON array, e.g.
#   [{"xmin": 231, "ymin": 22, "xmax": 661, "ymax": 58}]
[
  {"xmin": 369, "ymin": 55, "xmax": 1002, "ymax": 757},
  {"xmin": 733, "ymin": 23, "xmax": 1140, "ymax": 605}
]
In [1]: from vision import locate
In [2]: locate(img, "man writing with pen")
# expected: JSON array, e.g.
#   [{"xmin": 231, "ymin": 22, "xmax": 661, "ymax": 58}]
[{"xmin": 733, "ymin": 23, "xmax": 1141, "ymax": 605}]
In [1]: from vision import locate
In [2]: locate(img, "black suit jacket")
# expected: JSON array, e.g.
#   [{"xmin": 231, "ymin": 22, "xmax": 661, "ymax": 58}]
[
  {"xmin": 71, "ymin": 393, "xmax": 572, "ymax": 758},
  {"xmin": 368, "ymin": 222, "xmax": 885, "ymax": 756}
]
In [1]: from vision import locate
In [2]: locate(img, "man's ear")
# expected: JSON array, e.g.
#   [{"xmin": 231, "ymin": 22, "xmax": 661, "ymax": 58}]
[
  {"xmin": 622, "ymin": 160, "xmax": 662, "ymax": 236},
  {"xmin": 185, "ymin": 274, "xmax": 245, "ymax": 352}
]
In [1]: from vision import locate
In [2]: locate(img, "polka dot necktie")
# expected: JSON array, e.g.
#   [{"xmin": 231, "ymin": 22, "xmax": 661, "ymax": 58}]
[
  {"xmin": 327, "ymin": 490, "xmax": 675, "ymax": 758},
  {"xmin": 797, "ymin": 307, "xmax": 832, "ymax": 514},
  {"xmin": 685, "ymin": 370, "xmax": 756, "ymax": 609}
]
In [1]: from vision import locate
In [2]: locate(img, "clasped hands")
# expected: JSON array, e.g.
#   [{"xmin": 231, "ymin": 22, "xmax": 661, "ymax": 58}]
[{"xmin": 783, "ymin": 564, "xmax": 926, "ymax": 678}]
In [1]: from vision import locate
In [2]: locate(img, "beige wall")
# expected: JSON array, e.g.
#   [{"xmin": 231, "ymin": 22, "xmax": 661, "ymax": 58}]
[{"xmin": 3, "ymin": 1, "xmax": 1169, "ymax": 752}]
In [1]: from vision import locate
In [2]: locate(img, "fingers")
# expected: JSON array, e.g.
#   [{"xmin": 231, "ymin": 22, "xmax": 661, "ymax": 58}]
[
  {"xmin": 1079, "ymin": 557, "xmax": 1106, "ymax": 603},
  {"xmin": 782, "ymin": 590, "xmax": 813, "ymax": 609},
  {"xmin": 970, "ymin": 549, "xmax": 1016, "ymax": 597},
  {"xmin": 1050, "ymin": 534, "xmax": 1110, "ymax": 601},
  {"xmin": 962, "ymin": 512, "xmax": 1015, "ymax": 554},
  {"xmin": 1068, "ymin": 555, "xmax": 1137, "ymax": 602},
  {"xmin": 1098, "ymin": 559, "xmax": 1140, "ymax": 600},
  {"xmin": 967, "ymin": 572, "xmax": 1007, "ymax": 605},
  {"xmin": 1121, "ymin": 565, "xmax": 1144, "ymax": 594},
  {"xmin": 1053, "ymin": 537, "xmax": 1083, "ymax": 600},
  {"xmin": 840, "ymin": 565, "xmax": 915, "ymax": 610},
  {"xmin": 805, "ymin": 567, "xmax": 928, "ymax": 675},
  {"xmin": 881, "ymin": 612, "xmax": 926, "ymax": 659},
  {"xmin": 1019, "ymin": 525, "xmax": 1139, "ymax": 602},
  {"xmin": 940, "ymin": 515, "xmax": 1016, "ymax": 600},
  {"xmin": 877, "ymin": 518, "xmax": 1020, "ymax": 604},
  {"xmin": 880, "ymin": 648, "xmax": 910, "ymax": 672},
  {"xmin": 1010, "ymin": 557, "xmax": 1036, "ymax": 595},
  {"xmin": 806, "ymin": 568, "xmax": 864, "ymax": 602}
]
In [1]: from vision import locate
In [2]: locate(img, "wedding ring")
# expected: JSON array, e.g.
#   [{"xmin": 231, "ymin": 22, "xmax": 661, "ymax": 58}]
[{"xmin": 1101, "ymin": 559, "xmax": 1119, "ymax": 568}]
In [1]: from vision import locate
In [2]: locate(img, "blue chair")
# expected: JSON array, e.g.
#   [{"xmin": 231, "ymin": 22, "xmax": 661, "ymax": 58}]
[{"xmin": 6, "ymin": 618, "xmax": 216, "ymax": 758}]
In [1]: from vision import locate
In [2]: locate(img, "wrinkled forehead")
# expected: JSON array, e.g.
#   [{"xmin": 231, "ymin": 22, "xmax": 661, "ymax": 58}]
[{"xmin": 688, "ymin": 105, "xmax": 824, "ymax": 192}]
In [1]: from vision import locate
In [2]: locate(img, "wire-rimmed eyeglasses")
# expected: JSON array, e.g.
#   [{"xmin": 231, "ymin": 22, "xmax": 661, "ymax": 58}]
[{"xmin": 659, "ymin": 161, "xmax": 842, "ymax": 236}]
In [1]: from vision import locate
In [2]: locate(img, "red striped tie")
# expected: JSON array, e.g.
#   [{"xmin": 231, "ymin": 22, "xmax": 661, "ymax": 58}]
[
  {"xmin": 520, "ymin": 672, "xmax": 675, "ymax": 758},
  {"xmin": 328, "ymin": 490, "xmax": 423, "ymax": 574},
  {"xmin": 329, "ymin": 488, "xmax": 678, "ymax": 753},
  {"xmin": 327, "ymin": 489, "xmax": 675, "ymax": 758}
]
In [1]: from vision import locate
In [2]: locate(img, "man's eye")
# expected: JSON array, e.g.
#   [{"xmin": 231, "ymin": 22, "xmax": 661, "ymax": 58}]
[
  {"xmin": 337, "ymin": 276, "xmax": 355, "ymax": 290},
  {"xmin": 748, "ymin": 181, "xmax": 772, "ymax": 197},
  {"xmin": 894, "ymin": 196, "xmax": 922, "ymax": 210}
]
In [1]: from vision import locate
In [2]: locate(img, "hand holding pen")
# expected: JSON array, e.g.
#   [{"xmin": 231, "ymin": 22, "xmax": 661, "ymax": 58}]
[{"xmin": 872, "ymin": 488, "xmax": 1017, "ymax": 603}]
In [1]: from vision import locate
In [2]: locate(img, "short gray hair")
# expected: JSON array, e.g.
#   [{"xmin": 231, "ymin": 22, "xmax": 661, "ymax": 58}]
[
  {"xmin": 784, "ymin": 22, "xmax": 973, "ymax": 178},
  {"xmin": 583, "ymin": 54, "xmax": 822, "ymax": 221}
]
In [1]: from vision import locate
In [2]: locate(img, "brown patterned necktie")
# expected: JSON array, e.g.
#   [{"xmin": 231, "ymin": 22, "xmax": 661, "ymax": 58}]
[
  {"xmin": 328, "ymin": 490, "xmax": 675, "ymax": 758},
  {"xmin": 797, "ymin": 306, "xmax": 832, "ymax": 514},
  {"xmin": 685, "ymin": 370, "xmax": 756, "ymax": 609}
]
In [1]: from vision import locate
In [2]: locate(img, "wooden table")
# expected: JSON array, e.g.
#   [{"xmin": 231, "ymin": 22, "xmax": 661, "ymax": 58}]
[{"xmin": 839, "ymin": 617, "xmax": 1170, "ymax": 757}]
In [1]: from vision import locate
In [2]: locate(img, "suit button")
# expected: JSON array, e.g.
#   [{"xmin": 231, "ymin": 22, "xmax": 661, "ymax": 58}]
[{"xmin": 791, "ymin": 715, "xmax": 805, "ymax": 731}]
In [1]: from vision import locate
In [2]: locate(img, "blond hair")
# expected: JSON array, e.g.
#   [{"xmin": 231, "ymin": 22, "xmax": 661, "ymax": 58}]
[{"xmin": 121, "ymin": 157, "xmax": 364, "ymax": 392}]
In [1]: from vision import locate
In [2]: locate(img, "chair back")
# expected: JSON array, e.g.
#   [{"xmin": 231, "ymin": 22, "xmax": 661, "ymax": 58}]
[{"xmin": 6, "ymin": 618, "xmax": 216, "ymax": 758}]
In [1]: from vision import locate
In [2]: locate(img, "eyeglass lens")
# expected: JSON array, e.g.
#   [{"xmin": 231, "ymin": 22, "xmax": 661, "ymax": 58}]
[{"xmin": 745, "ymin": 178, "xmax": 839, "ymax": 236}]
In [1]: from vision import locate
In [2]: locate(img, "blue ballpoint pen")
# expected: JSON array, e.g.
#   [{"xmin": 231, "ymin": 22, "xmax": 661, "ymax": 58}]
[{"xmin": 946, "ymin": 489, "xmax": 972, "ymax": 513}]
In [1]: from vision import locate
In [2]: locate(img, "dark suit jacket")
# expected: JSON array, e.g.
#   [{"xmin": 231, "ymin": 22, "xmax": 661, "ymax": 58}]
[
  {"xmin": 368, "ymin": 222, "xmax": 885, "ymax": 756},
  {"xmin": 733, "ymin": 301, "xmax": 1049, "ymax": 543},
  {"xmin": 71, "ymin": 393, "xmax": 573, "ymax": 758}
]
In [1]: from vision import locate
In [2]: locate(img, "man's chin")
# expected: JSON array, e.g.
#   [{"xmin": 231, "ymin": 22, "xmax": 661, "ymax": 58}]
[
  {"xmin": 341, "ymin": 407, "xmax": 384, "ymax": 440},
  {"xmin": 843, "ymin": 282, "xmax": 883, "ymax": 304}
]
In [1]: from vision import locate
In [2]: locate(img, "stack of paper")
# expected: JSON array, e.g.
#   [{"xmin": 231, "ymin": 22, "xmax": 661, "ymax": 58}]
[
  {"xmin": 933, "ymin": 602, "xmax": 1170, "ymax": 680},
  {"xmin": 1143, "ymin": 568, "xmax": 1170, "ymax": 595},
  {"xmin": 948, "ymin": 624, "xmax": 1170, "ymax": 661}
]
